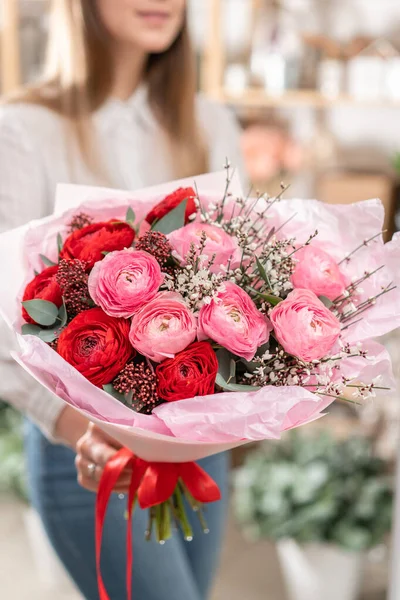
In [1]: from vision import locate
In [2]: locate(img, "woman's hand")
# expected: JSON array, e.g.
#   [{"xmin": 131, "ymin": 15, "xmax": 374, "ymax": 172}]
[{"xmin": 75, "ymin": 423, "xmax": 132, "ymax": 493}]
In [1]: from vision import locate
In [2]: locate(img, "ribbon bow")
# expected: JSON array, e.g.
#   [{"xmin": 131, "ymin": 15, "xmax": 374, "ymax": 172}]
[{"xmin": 95, "ymin": 448, "xmax": 221, "ymax": 600}]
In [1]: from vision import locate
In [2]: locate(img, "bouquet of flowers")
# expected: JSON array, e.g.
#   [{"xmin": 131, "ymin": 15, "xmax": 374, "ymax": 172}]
[{"xmin": 0, "ymin": 167, "xmax": 399, "ymax": 596}]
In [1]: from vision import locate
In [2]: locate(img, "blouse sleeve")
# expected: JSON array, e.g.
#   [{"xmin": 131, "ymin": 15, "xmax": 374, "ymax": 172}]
[{"xmin": 0, "ymin": 107, "xmax": 66, "ymax": 441}]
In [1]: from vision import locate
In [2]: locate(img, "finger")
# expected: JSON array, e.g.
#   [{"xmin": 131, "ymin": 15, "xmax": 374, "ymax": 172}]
[
  {"xmin": 77, "ymin": 474, "xmax": 131, "ymax": 495},
  {"xmin": 77, "ymin": 474, "xmax": 99, "ymax": 493},
  {"xmin": 75, "ymin": 455, "xmax": 131, "ymax": 487},
  {"xmin": 75, "ymin": 456, "xmax": 102, "ymax": 483},
  {"xmin": 78, "ymin": 437, "xmax": 119, "ymax": 468},
  {"xmin": 89, "ymin": 423, "xmax": 124, "ymax": 450}
]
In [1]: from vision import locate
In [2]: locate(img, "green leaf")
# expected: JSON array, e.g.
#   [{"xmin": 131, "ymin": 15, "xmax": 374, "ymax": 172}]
[
  {"xmin": 215, "ymin": 373, "xmax": 260, "ymax": 393},
  {"xmin": 319, "ymin": 296, "xmax": 333, "ymax": 309},
  {"xmin": 38, "ymin": 329, "xmax": 58, "ymax": 343},
  {"xmin": 39, "ymin": 254, "xmax": 57, "ymax": 268},
  {"xmin": 239, "ymin": 357, "xmax": 259, "ymax": 373},
  {"xmin": 266, "ymin": 226, "xmax": 276, "ymax": 243},
  {"xmin": 230, "ymin": 359, "xmax": 236, "ymax": 382},
  {"xmin": 57, "ymin": 233, "xmax": 63, "ymax": 255},
  {"xmin": 58, "ymin": 301, "xmax": 68, "ymax": 327},
  {"xmin": 21, "ymin": 299, "xmax": 59, "ymax": 327},
  {"xmin": 102, "ymin": 384, "xmax": 126, "ymax": 403},
  {"xmin": 216, "ymin": 348, "xmax": 233, "ymax": 382},
  {"xmin": 34, "ymin": 270, "xmax": 39, "ymax": 277},
  {"xmin": 21, "ymin": 324, "xmax": 41, "ymax": 336},
  {"xmin": 101, "ymin": 251, "xmax": 110, "ymax": 256},
  {"xmin": 21, "ymin": 321, "xmax": 59, "ymax": 343},
  {"xmin": 126, "ymin": 207, "xmax": 136, "ymax": 223},
  {"xmin": 255, "ymin": 256, "xmax": 270, "ymax": 285},
  {"xmin": 247, "ymin": 287, "xmax": 283, "ymax": 306},
  {"xmin": 152, "ymin": 199, "xmax": 187, "ymax": 235}
]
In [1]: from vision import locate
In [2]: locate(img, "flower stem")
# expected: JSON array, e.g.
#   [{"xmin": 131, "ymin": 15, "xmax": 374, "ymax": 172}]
[
  {"xmin": 145, "ymin": 507, "xmax": 156, "ymax": 541},
  {"xmin": 338, "ymin": 231, "xmax": 385, "ymax": 266},
  {"xmin": 155, "ymin": 504, "xmax": 164, "ymax": 543},
  {"xmin": 174, "ymin": 485, "xmax": 193, "ymax": 541},
  {"xmin": 160, "ymin": 501, "xmax": 172, "ymax": 541},
  {"xmin": 332, "ymin": 265, "xmax": 385, "ymax": 305},
  {"xmin": 180, "ymin": 484, "xmax": 210, "ymax": 534},
  {"xmin": 317, "ymin": 392, "xmax": 362, "ymax": 405}
]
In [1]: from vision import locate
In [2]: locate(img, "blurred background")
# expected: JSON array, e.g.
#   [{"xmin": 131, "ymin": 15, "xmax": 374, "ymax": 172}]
[{"xmin": 0, "ymin": 1, "xmax": 399, "ymax": 599}]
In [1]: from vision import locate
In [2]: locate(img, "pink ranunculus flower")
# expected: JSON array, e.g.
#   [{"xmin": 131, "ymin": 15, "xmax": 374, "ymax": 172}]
[
  {"xmin": 291, "ymin": 245, "xmax": 347, "ymax": 301},
  {"xmin": 88, "ymin": 248, "xmax": 163, "ymax": 318},
  {"xmin": 129, "ymin": 292, "xmax": 197, "ymax": 362},
  {"xmin": 198, "ymin": 282, "xmax": 271, "ymax": 361},
  {"xmin": 168, "ymin": 223, "xmax": 240, "ymax": 273},
  {"xmin": 270, "ymin": 288, "xmax": 341, "ymax": 362}
]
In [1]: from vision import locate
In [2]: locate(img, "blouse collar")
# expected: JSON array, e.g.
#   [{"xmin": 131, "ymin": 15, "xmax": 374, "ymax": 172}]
[{"xmin": 93, "ymin": 85, "xmax": 155, "ymax": 132}]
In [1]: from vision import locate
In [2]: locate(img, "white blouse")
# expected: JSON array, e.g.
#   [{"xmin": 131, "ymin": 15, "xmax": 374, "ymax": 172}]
[{"xmin": 0, "ymin": 87, "xmax": 244, "ymax": 440}]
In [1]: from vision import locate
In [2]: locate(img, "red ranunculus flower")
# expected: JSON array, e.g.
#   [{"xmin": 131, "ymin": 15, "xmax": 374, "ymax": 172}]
[
  {"xmin": 156, "ymin": 341, "xmax": 218, "ymax": 402},
  {"xmin": 56, "ymin": 307, "xmax": 133, "ymax": 387},
  {"xmin": 145, "ymin": 187, "xmax": 197, "ymax": 226},
  {"xmin": 22, "ymin": 265, "xmax": 63, "ymax": 324},
  {"xmin": 60, "ymin": 221, "xmax": 135, "ymax": 269}
]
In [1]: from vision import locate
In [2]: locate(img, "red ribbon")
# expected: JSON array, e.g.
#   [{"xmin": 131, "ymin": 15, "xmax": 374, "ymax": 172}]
[{"xmin": 95, "ymin": 448, "xmax": 221, "ymax": 600}]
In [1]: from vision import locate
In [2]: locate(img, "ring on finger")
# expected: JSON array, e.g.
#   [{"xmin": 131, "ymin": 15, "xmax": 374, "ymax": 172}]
[{"xmin": 87, "ymin": 462, "xmax": 98, "ymax": 481}]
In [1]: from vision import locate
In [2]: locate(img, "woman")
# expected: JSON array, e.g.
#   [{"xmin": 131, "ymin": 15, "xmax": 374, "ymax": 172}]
[{"xmin": 0, "ymin": 1, "xmax": 244, "ymax": 599}]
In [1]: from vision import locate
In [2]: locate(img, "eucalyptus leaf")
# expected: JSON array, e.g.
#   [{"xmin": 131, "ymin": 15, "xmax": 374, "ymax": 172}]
[
  {"xmin": 125, "ymin": 390, "xmax": 134, "ymax": 407},
  {"xmin": 229, "ymin": 359, "xmax": 236, "ymax": 382},
  {"xmin": 126, "ymin": 207, "xmax": 136, "ymax": 223},
  {"xmin": 101, "ymin": 251, "xmax": 110, "ymax": 256},
  {"xmin": 216, "ymin": 348, "xmax": 233, "ymax": 382},
  {"xmin": 57, "ymin": 233, "xmax": 63, "ymax": 255},
  {"xmin": 319, "ymin": 295, "xmax": 334, "ymax": 309},
  {"xmin": 58, "ymin": 301, "xmax": 68, "ymax": 327},
  {"xmin": 34, "ymin": 270, "xmax": 39, "ymax": 277},
  {"xmin": 21, "ymin": 324, "xmax": 41, "ymax": 336},
  {"xmin": 21, "ymin": 299, "xmax": 59, "ymax": 327},
  {"xmin": 21, "ymin": 321, "xmax": 58, "ymax": 343},
  {"xmin": 215, "ymin": 373, "xmax": 260, "ymax": 392},
  {"xmin": 152, "ymin": 199, "xmax": 187, "ymax": 235},
  {"xmin": 38, "ymin": 329, "xmax": 58, "ymax": 343},
  {"xmin": 247, "ymin": 287, "xmax": 282, "ymax": 306},
  {"xmin": 39, "ymin": 254, "xmax": 57, "ymax": 268},
  {"xmin": 102, "ymin": 384, "xmax": 126, "ymax": 403}
]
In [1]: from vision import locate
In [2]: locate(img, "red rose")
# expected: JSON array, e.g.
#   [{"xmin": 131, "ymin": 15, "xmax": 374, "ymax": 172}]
[
  {"xmin": 56, "ymin": 307, "xmax": 133, "ymax": 387},
  {"xmin": 60, "ymin": 221, "xmax": 135, "ymax": 269},
  {"xmin": 145, "ymin": 187, "xmax": 197, "ymax": 226},
  {"xmin": 22, "ymin": 266, "xmax": 63, "ymax": 324},
  {"xmin": 156, "ymin": 341, "xmax": 218, "ymax": 402}
]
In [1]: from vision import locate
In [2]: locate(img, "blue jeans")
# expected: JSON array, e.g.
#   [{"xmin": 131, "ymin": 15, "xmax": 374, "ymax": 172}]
[{"xmin": 24, "ymin": 422, "xmax": 229, "ymax": 600}]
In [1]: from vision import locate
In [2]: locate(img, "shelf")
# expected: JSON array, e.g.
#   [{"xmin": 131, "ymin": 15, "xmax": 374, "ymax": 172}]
[{"xmin": 208, "ymin": 88, "xmax": 400, "ymax": 110}]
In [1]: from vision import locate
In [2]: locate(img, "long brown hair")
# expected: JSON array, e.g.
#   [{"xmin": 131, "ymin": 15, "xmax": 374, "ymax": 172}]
[{"xmin": 11, "ymin": 0, "xmax": 207, "ymax": 180}]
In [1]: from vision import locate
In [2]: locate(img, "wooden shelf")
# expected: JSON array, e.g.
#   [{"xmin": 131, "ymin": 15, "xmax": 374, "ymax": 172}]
[
  {"xmin": 208, "ymin": 88, "xmax": 400, "ymax": 110},
  {"xmin": 0, "ymin": 0, "xmax": 49, "ymax": 94},
  {"xmin": 1, "ymin": 0, "xmax": 21, "ymax": 93}
]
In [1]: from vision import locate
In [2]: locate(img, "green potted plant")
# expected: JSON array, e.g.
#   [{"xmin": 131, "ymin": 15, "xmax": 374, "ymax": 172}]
[
  {"xmin": 233, "ymin": 431, "xmax": 393, "ymax": 600},
  {"xmin": 0, "ymin": 401, "xmax": 74, "ymax": 591},
  {"xmin": 0, "ymin": 401, "xmax": 27, "ymax": 501}
]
